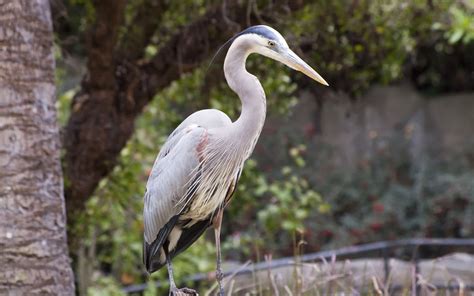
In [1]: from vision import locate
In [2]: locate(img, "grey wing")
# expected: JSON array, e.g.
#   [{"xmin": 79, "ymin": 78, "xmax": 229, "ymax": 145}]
[{"xmin": 143, "ymin": 125, "xmax": 206, "ymax": 244}]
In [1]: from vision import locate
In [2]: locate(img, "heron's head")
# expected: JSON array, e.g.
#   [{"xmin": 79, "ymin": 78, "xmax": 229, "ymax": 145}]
[{"xmin": 233, "ymin": 25, "xmax": 328, "ymax": 86}]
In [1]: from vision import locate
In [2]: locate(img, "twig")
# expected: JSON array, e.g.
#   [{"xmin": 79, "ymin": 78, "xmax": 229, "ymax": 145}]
[
  {"xmin": 284, "ymin": 285, "xmax": 293, "ymax": 296},
  {"xmin": 223, "ymin": 260, "xmax": 251, "ymax": 289},
  {"xmin": 372, "ymin": 276, "xmax": 383, "ymax": 295},
  {"xmin": 265, "ymin": 254, "xmax": 279, "ymax": 296}
]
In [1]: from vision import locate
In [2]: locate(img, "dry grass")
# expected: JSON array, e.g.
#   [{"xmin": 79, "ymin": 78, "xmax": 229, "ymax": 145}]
[{"xmin": 204, "ymin": 253, "xmax": 473, "ymax": 296}]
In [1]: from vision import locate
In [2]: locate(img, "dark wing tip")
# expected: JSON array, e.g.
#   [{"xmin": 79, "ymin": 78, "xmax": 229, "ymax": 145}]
[
  {"xmin": 143, "ymin": 216, "xmax": 180, "ymax": 273},
  {"xmin": 171, "ymin": 219, "xmax": 212, "ymax": 259},
  {"xmin": 143, "ymin": 241, "xmax": 166, "ymax": 273}
]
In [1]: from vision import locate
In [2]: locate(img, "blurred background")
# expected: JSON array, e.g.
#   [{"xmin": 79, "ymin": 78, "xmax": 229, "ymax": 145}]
[{"xmin": 51, "ymin": 0, "xmax": 473, "ymax": 294}]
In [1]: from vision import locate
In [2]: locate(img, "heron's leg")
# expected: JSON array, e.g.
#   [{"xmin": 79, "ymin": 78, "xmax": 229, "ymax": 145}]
[
  {"xmin": 165, "ymin": 249, "xmax": 178, "ymax": 292},
  {"xmin": 213, "ymin": 209, "xmax": 224, "ymax": 296},
  {"xmin": 165, "ymin": 249, "xmax": 198, "ymax": 296}
]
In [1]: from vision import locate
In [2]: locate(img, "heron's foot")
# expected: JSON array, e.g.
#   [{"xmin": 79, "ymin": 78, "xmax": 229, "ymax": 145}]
[
  {"xmin": 217, "ymin": 285, "xmax": 224, "ymax": 296},
  {"xmin": 169, "ymin": 287, "xmax": 198, "ymax": 296},
  {"xmin": 215, "ymin": 268, "xmax": 224, "ymax": 296},
  {"xmin": 216, "ymin": 278, "xmax": 224, "ymax": 296}
]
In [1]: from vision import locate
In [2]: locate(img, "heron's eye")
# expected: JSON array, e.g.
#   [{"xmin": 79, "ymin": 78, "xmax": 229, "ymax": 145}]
[{"xmin": 267, "ymin": 40, "xmax": 276, "ymax": 47}]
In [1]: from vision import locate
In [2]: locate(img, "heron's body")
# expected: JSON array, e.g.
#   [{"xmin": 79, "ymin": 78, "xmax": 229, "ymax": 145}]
[{"xmin": 142, "ymin": 25, "xmax": 328, "ymax": 295}]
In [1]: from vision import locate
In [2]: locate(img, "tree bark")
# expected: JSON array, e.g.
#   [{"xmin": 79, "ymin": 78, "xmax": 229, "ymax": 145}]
[{"xmin": 0, "ymin": 1, "xmax": 75, "ymax": 294}]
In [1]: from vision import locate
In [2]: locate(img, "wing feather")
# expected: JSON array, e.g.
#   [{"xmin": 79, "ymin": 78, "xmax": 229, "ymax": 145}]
[{"xmin": 143, "ymin": 125, "xmax": 207, "ymax": 244}]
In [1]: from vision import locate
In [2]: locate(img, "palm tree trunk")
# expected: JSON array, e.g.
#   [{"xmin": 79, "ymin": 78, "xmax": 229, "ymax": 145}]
[{"xmin": 0, "ymin": 0, "xmax": 75, "ymax": 294}]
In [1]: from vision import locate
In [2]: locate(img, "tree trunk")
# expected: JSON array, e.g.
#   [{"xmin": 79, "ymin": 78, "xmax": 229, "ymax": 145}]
[{"xmin": 0, "ymin": 1, "xmax": 75, "ymax": 294}]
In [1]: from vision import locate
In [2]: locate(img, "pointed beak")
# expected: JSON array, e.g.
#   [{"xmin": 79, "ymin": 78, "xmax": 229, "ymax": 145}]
[{"xmin": 281, "ymin": 49, "xmax": 329, "ymax": 86}]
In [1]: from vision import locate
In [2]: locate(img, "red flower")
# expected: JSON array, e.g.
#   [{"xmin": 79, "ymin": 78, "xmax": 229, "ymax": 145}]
[
  {"xmin": 320, "ymin": 229, "xmax": 333, "ymax": 237},
  {"xmin": 372, "ymin": 202, "xmax": 384, "ymax": 213},
  {"xmin": 370, "ymin": 222, "xmax": 383, "ymax": 231},
  {"xmin": 303, "ymin": 123, "xmax": 316, "ymax": 138},
  {"xmin": 350, "ymin": 229, "xmax": 363, "ymax": 237}
]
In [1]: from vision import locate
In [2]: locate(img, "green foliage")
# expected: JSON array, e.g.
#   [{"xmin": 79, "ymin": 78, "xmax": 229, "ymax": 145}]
[
  {"xmin": 284, "ymin": 0, "xmax": 469, "ymax": 96},
  {"xmin": 287, "ymin": 1, "xmax": 414, "ymax": 95},
  {"xmin": 406, "ymin": 1, "xmax": 473, "ymax": 93},
  {"xmin": 88, "ymin": 276, "xmax": 125, "ymax": 296},
  {"xmin": 445, "ymin": 1, "xmax": 474, "ymax": 44},
  {"xmin": 56, "ymin": 89, "xmax": 75, "ymax": 126},
  {"xmin": 220, "ymin": 147, "xmax": 330, "ymax": 259},
  {"xmin": 257, "ymin": 166, "xmax": 324, "ymax": 233},
  {"xmin": 256, "ymin": 145, "xmax": 327, "ymax": 234}
]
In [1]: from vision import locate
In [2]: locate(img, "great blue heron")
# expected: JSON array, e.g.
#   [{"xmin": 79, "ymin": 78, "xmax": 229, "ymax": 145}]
[{"xmin": 143, "ymin": 25, "xmax": 328, "ymax": 295}]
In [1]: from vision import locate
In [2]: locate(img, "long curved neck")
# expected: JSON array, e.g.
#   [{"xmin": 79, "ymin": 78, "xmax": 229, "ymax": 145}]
[{"xmin": 223, "ymin": 37, "xmax": 266, "ymax": 140}]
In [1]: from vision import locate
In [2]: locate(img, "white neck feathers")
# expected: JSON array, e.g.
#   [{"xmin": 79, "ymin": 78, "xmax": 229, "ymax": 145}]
[{"xmin": 223, "ymin": 35, "xmax": 266, "ymax": 139}]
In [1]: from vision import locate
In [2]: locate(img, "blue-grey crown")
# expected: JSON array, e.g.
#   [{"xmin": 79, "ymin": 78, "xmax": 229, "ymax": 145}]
[
  {"xmin": 237, "ymin": 25, "xmax": 279, "ymax": 41},
  {"xmin": 207, "ymin": 25, "xmax": 281, "ymax": 69}
]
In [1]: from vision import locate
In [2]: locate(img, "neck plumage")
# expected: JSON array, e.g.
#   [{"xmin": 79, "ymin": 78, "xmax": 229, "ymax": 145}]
[{"xmin": 223, "ymin": 37, "xmax": 266, "ymax": 144}]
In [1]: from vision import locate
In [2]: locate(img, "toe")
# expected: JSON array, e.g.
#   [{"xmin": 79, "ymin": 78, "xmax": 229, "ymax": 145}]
[{"xmin": 170, "ymin": 287, "xmax": 198, "ymax": 296}]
